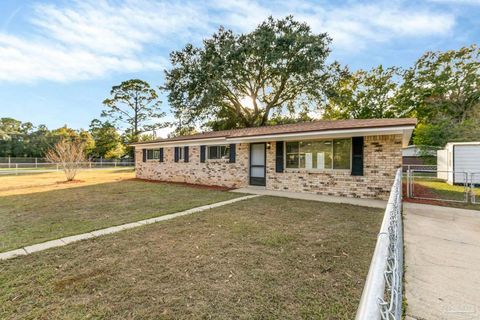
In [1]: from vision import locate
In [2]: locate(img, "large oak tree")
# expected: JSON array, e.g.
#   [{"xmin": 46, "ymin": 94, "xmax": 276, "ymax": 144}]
[{"xmin": 164, "ymin": 16, "xmax": 336, "ymax": 129}]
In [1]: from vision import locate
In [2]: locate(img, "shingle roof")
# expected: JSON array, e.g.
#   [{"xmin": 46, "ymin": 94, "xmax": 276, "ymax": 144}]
[{"xmin": 133, "ymin": 118, "xmax": 417, "ymax": 145}]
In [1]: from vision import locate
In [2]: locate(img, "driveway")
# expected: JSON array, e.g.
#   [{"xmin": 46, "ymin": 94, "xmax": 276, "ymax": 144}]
[{"xmin": 404, "ymin": 202, "xmax": 480, "ymax": 320}]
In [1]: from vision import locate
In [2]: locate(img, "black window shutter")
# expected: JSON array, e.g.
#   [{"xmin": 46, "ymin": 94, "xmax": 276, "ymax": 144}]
[
  {"xmin": 174, "ymin": 147, "xmax": 179, "ymax": 162},
  {"xmin": 200, "ymin": 145, "xmax": 206, "ymax": 163},
  {"xmin": 142, "ymin": 149, "xmax": 147, "ymax": 162},
  {"xmin": 351, "ymin": 137, "xmax": 364, "ymax": 176},
  {"xmin": 184, "ymin": 146, "xmax": 189, "ymax": 162},
  {"xmin": 229, "ymin": 144, "xmax": 236, "ymax": 163},
  {"xmin": 275, "ymin": 141, "xmax": 284, "ymax": 172},
  {"xmin": 159, "ymin": 148, "xmax": 164, "ymax": 162}
]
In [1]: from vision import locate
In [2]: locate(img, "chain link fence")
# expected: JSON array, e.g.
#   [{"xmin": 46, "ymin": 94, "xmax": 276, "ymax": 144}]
[
  {"xmin": 471, "ymin": 173, "xmax": 480, "ymax": 204},
  {"xmin": 0, "ymin": 161, "xmax": 134, "ymax": 176},
  {"xmin": 405, "ymin": 169, "xmax": 479, "ymax": 205},
  {"xmin": 402, "ymin": 164, "xmax": 437, "ymax": 172},
  {"xmin": 0, "ymin": 157, "xmax": 134, "ymax": 166},
  {"xmin": 356, "ymin": 168, "xmax": 403, "ymax": 320}
]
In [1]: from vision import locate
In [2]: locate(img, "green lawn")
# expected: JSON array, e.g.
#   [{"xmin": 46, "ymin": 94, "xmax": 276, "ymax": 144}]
[
  {"xmin": 0, "ymin": 170, "xmax": 241, "ymax": 252},
  {"xmin": 410, "ymin": 177, "xmax": 480, "ymax": 210},
  {"xmin": 0, "ymin": 196, "xmax": 382, "ymax": 319}
]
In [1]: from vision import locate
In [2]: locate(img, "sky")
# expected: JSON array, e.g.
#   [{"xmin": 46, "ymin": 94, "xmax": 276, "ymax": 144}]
[{"xmin": 0, "ymin": 0, "xmax": 478, "ymax": 137}]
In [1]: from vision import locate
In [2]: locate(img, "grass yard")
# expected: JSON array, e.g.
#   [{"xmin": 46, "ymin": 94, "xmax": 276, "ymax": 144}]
[
  {"xmin": 0, "ymin": 196, "xmax": 382, "ymax": 319},
  {"xmin": 406, "ymin": 177, "xmax": 480, "ymax": 210},
  {"xmin": 0, "ymin": 169, "xmax": 242, "ymax": 252}
]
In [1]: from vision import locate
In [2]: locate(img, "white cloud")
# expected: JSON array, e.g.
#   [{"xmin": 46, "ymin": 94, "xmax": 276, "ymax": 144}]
[
  {"xmin": 428, "ymin": 0, "xmax": 480, "ymax": 4},
  {"xmin": 212, "ymin": 0, "xmax": 455, "ymax": 50},
  {"xmin": 0, "ymin": 0, "xmax": 208, "ymax": 83},
  {"xmin": 0, "ymin": 0, "xmax": 458, "ymax": 83}
]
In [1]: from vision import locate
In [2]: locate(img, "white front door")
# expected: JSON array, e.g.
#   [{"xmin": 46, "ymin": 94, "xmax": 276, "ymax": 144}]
[{"xmin": 250, "ymin": 143, "xmax": 266, "ymax": 186}]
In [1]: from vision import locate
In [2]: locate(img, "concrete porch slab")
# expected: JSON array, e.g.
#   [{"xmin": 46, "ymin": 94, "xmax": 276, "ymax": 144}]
[{"xmin": 231, "ymin": 187, "xmax": 387, "ymax": 209}]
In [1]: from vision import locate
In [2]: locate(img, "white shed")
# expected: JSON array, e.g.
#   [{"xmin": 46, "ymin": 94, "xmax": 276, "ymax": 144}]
[{"xmin": 437, "ymin": 142, "xmax": 480, "ymax": 185}]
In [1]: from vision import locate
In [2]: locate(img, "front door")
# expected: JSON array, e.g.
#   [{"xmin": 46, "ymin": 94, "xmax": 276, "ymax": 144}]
[{"xmin": 250, "ymin": 143, "xmax": 266, "ymax": 186}]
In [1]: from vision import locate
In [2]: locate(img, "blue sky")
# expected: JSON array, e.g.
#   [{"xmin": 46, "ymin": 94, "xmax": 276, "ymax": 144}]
[{"xmin": 0, "ymin": 0, "xmax": 478, "ymax": 137}]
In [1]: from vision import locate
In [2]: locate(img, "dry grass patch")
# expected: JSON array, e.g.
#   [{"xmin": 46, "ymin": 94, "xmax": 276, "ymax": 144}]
[
  {"xmin": 0, "ymin": 169, "xmax": 135, "ymax": 196},
  {"xmin": 0, "ymin": 170, "xmax": 242, "ymax": 252},
  {"xmin": 0, "ymin": 196, "xmax": 382, "ymax": 319}
]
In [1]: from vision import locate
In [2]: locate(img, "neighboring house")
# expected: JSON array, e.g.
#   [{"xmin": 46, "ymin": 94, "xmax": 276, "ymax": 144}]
[
  {"xmin": 437, "ymin": 142, "xmax": 480, "ymax": 185},
  {"xmin": 132, "ymin": 118, "xmax": 416, "ymax": 199},
  {"xmin": 402, "ymin": 145, "xmax": 437, "ymax": 168}
]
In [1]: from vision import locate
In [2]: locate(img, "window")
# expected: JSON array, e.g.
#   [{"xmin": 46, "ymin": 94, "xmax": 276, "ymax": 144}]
[
  {"xmin": 146, "ymin": 149, "xmax": 160, "ymax": 160},
  {"xmin": 207, "ymin": 145, "xmax": 230, "ymax": 160},
  {"xmin": 333, "ymin": 139, "xmax": 351, "ymax": 169},
  {"xmin": 178, "ymin": 147, "xmax": 183, "ymax": 160},
  {"xmin": 285, "ymin": 138, "xmax": 351, "ymax": 170}
]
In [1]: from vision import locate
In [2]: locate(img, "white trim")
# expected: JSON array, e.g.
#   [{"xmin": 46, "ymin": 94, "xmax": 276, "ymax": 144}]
[
  {"xmin": 146, "ymin": 149, "xmax": 160, "ymax": 160},
  {"xmin": 134, "ymin": 125, "xmax": 415, "ymax": 149},
  {"xmin": 206, "ymin": 144, "xmax": 230, "ymax": 160},
  {"xmin": 133, "ymin": 137, "xmax": 227, "ymax": 148},
  {"xmin": 402, "ymin": 129, "xmax": 414, "ymax": 148},
  {"xmin": 445, "ymin": 141, "xmax": 480, "ymax": 147},
  {"xmin": 228, "ymin": 126, "xmax": 414, "ymax": 144}
]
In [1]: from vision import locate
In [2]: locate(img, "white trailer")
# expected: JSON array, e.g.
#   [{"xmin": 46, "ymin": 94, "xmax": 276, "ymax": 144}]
[{"xmin": 437, "ymin": 142, "xmax": 480, "ymax": 185}]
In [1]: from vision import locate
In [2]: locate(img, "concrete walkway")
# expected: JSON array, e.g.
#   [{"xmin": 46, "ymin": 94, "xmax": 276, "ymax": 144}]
[
  {"xmin": 232, "ymin": 187, "xmax": 387, "ymax": 209},
  {"xmin": 0, "ymin": 195, "xmax": 260, "ymax": 261},
  {"xmin": 404, "ymin": 202, "xmax": 480, "ymax": 320}
]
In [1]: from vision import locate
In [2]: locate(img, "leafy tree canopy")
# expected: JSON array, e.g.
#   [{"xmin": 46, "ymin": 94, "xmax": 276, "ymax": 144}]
[
  {"xmin": 102, "ymin": 79, "xmax": 166, "ymax": 142},
  {"xmin": 164, "ymin": 16, "xmax": 337, "ymax": 130},
  {"xmin": 323, "ymin": 66, "xmax": 400, "ymax": 119},
  {"xmin": 89, "ymin": 119, "xmax": 125, "ymax": 159},
  {"xmin": 323, "ymin": 45, "xmax": 479, "ymax": 149},
  {"xmin": 397, "ymin": 44, "xmax": 480, "ymax": 148},
  {"xmin": 0, "ymin": 119, "xmax": 97, "ymax": 158},
  {"xmin": 396, "ymin": 44, "xmax": 479, "ymax": 123}
]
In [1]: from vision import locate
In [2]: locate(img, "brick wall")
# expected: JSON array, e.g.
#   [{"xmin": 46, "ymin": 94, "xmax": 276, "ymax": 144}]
[
  {"xmin": 266, "ymin": 135, "xmax": 403, "ymax": 199},
  {"xmin": 135, "ymin": 144, "xmax": 250, "ymax": 188},
  {"xmin": 135, "ymin": 134, "xmax": 402, "ymax": 199}
]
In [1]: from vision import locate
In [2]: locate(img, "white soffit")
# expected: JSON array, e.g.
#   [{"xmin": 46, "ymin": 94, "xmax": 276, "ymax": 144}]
[
  {"xmin": 229, "ymin": 126, "xmax": 415, "ymax": 147},
  {"xmin": 136, "ymin": 125, "xmax": 415, "ymax": 148}
]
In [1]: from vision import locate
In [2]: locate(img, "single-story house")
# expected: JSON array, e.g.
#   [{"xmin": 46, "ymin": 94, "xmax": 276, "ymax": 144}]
[
  {"xmin": 132, "ymin": 118, "xmax": 416, "ymax": 199},
  {"xmin": 437, "ymin": 141, "xmax": 480, "ymax": 185}
]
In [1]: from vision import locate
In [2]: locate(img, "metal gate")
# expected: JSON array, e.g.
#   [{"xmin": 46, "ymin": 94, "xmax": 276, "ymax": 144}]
[
  {"xmin": 471, "ymin": 173, "xmax": 480, "ymax": 204},
  {"xmin": 407, "ymin": 170, "xmax": 469, "ymax": 203}
]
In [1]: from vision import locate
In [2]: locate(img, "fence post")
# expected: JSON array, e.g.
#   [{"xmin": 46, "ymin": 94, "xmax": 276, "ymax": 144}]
[
  {"xmin": 15, "ymin": 163, "xmax": 18, "ymax": 175},
  {"xmin": 56, "ymin": 163, "xmax": 59, "ymax": 171},
  {"xmin": 8, "ymin": 156, "xmax": 11, "ymax": 169},
  {"xmin": 468, "ymin": 172, "xmax": 475, "ymax": 203},
  {"xmin": 465, "ymin": 172, "xmax": 470, "ymax": 203},
  {"xmin": 473, "ymin": 173, "xmax": 477, "ymax": 204},
  {"xmin": 35, "ymin": 157, "xmax": 38, "ymax": 168},
  {"xmin": 114, "ymin": 160, "xmax": 117, "ymax": 168},
  {"xmin": 406, "ymin": 169, "xmax": 410, "ymax": 198}
]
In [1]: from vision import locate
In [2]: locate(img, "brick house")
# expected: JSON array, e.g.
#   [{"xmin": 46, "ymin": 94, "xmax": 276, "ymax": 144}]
[{"xmin": 132, "ymin": 118, "xmax": 416, "ymax": 199}]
